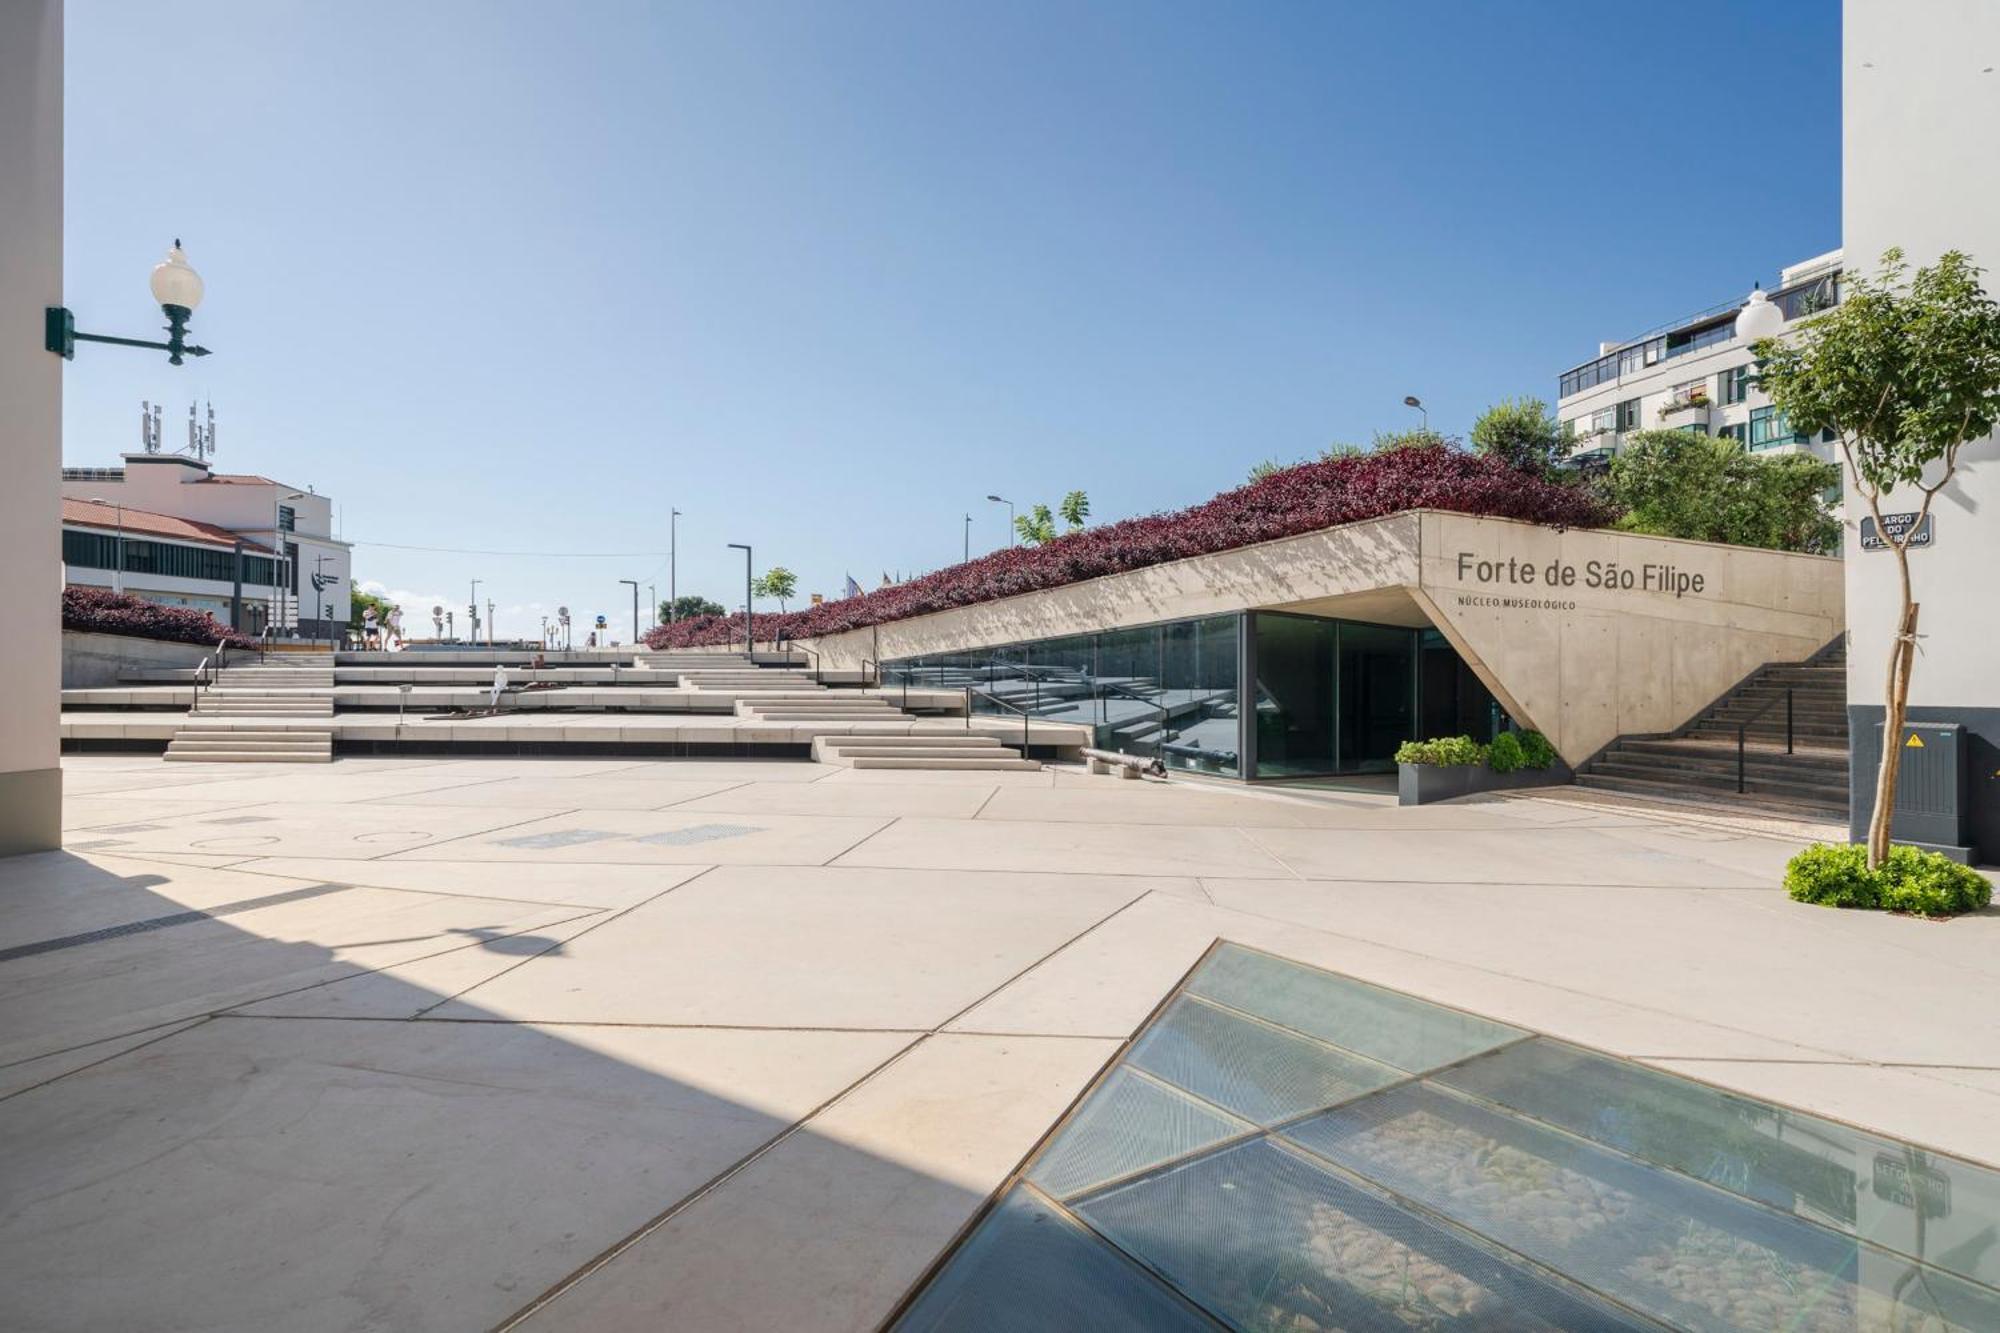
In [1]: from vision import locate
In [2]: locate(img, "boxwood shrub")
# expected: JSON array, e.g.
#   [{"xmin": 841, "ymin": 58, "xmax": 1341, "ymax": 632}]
[
  {"xmin": 1517, "ymin": 729, "xmax": 1557, "ymax": 770},
  {"xmin": 1785, "ymin": 843, "xmax": 1992, "ymax": 918},
  {"xmin": 1487, "ymin": 732, "xmax": 1525, "ymax": 773},
  {"xmin": 1394, "ymin": 736, "xmax": 1487, "ymax": 767}
]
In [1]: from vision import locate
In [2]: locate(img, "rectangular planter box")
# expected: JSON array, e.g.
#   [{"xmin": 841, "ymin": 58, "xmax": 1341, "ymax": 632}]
[{"xmin": 1398, "ymin": 761, "xmax": 1568, "ymax": 806}]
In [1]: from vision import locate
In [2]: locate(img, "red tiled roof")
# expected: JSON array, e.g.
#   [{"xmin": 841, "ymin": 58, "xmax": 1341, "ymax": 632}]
[{"xmin": 61, "ymin": 498, "xmax": 275, "ymax": 553}]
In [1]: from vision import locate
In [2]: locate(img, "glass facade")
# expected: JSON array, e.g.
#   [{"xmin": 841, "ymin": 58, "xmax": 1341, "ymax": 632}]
[
  {"xmin": 62, "ymin": 529, "xmax": 277, "ymax": 587},
  {"xmin": 888, "ymin": 609, "xmax": 1500, "ymax": 781},
  {"xmin": 898, "ymin": 942, "xmax": 2000, "ymax": 1333}
]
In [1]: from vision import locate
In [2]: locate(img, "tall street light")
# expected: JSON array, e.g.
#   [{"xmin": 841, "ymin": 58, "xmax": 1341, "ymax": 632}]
[
  {"xmin": 619, "ymin": 578, "xmax": 640, "ymax": 645},
  {"xmin": 648, "ymin": 583, "xmax": 657, "ymax": 632},
  {"xmin": 669, "ymin": 508, "xmax": 682, "ymax": 621},
  {"xmin": 963, "ymin": 512, "xmax": 972, "ymax": 563},
  {"xmin": 987, "ymin": 494, "xmax": 1015, "ymax": 547},
  {"xmin": 46, "ymin": 241, "xmax": 214, "ymax": 366},
  {"xmin": 1403, "ymin": 395, "xmax": 1428, "ymax": 432},
  {"xmin": 727, "ymin": 542, "xmax": 753, "ymax": 656},
  {"xmin": 86, "ymin": 498, "xmax": 125, "ymax": 594}
]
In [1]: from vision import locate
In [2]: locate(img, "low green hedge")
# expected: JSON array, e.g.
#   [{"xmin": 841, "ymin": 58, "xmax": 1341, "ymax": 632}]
[
  {"xmin": 1785, "ymin": 843, "xmax": 1992, "ymax": 918},
  {"xmin": 1395, "ymin": 730, "xmax": 1556, "ymax": 772}
]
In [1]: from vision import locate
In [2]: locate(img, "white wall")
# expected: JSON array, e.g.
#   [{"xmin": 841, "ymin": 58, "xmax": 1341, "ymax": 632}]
[
  {"xmin": 0, "ymin": 0, "xmax": 63, "ymax": 854},
  {"xmin": 1843, "ymin": 0, "xmax": 2000, "ymax": 707}
]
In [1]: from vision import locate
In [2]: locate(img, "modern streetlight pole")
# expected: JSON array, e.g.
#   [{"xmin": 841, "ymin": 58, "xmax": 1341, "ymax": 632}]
[
  {"xmin": 86, "ymin": 498, "xmax": 125, "ymax": 594},
  {"xmin": 727, "ymin": 542, "xmax": 753, "ymax": 656},
  {"xmin": 986, "ymin": 494, "xmax": 1015, "ymax": 547},
  {"xmin": 647, "ymin": 583, "xmax": 657, "ymax": 631},
  {"xmin": 962, "ymin": 513, "xmax": 971, "ymax": 563},
  {"xmin": 486, "ymin": 600, "xmax": 495, "ymax": 647},
  {"xmin": 1402, "ymin": 395, "xmax": 1428, "ymax": 433},
  {"xmin": 619, "ymin": 578, "xmax": 640, "ymax": 645},
  {"xmin": 669, "ymin": 508, "xmax": 681, "ymax": 622},
  {"xmin": 469, "ymin": 579, "xmax": 481, "ymax": 646}
]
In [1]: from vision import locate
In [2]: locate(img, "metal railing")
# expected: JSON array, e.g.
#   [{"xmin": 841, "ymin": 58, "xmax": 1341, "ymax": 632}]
[
  {"xmin": 791, "ymin": 644, "xmax": 823, "ymax": 685},
  {"xmin": 862, "ymin": 659, "xmax": 906, "ymax": 710},
  {"xmin": 965, "ymin": 683, "xmax": 1033, "ymax": 753},
  {"xmin": 1735, "ymin": 687, "xmax": 1795, "ymax": 793},
  {"xmin": 1096, "ymin": 680, "xmax": 1171, "ymax": 751}
]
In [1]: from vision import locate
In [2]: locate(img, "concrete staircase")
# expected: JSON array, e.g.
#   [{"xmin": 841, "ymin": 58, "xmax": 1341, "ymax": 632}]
[
  {"xmin": 170, "ymin": 651, "xmax": 337, "ymax": 761},
  {"xmin": 165, "ymin": 729, "xmax": 334, "ymax": 763},
  {"xmin": 811, "ymin": 734, "xmax": 1042, "ymax": 771},
  {"xmin": 1577, "ymin": 645, "xmax": 1848, "ymax": 819}
]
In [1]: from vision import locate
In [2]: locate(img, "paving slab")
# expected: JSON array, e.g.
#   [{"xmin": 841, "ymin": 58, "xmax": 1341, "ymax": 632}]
[
  {"xmin": 0, "ymin": 1016, "xmax": 206, "ymax": 1101},
  {"xmin": 0, "ymin": 1017, "xmax": 909, "ymax": 1333},
  {"xmin": 816, "ymin": 766, "xmax": 1056, "ymax": 787},
  {"xmin": 0, "ymin": 874, "xmax": 597, "ymax": 1068},
  {"xmin": 60, "ymin": 793, "xmax": 273, "ymax": 829},
  {"xmin": 61, "ymin": 799, "xmax": 561, "ymax": 861},
  {"xmin": 133, "ymin": 768, "xmax": 524, "ymax": 806},
  {"xmin": 426, "ymin": 866, "xmax": 1145, "ymax": 1030},
  {"xmin": 834, "ymin": 815, "xmax": 1295, "ymax": 878},
  {"xmin": 665, "ymin": 780, "xmax": 995, "ymax": 819},
  {"xmin": 977, "ymin": 785, "xmax": 1533, "ymax": 829},
  {"xmin": 388, "ymin": 808, "xmax": 891, "ymax": 867},
  {"xmin": 515, "ymin": 1032, "xmax": 1119, "ymax": 1332},
  {"xmin": 376, "ymin": 775, "xmax": 749, "ymax": 811},
  {"xmin": 227, "ymin": 856, "xmax": 706, "ymax": 910},
  {"xmin": 1238, "ymin": 822, "xmax": 1771, "ymax": 886}
]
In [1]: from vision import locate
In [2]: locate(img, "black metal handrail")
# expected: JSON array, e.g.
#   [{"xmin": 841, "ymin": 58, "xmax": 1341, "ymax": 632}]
[
  {"xmin": 1096, "ymin": 680, "xmax": 1172, "ymax": 750},
  {"xmin": 1734, "ymin": 687, "xmax": 1794, "ymax": 793},
  {"xmin": 965, "ymin": 683, "xmax": 1032, "ymax": 753},
  {"xmin": 862, "ymin": 659, "xmax": 907, "ymax": 710},
  {"xmin": 791, "ymin": 643, "xmax": 823, "ymax": 685}
]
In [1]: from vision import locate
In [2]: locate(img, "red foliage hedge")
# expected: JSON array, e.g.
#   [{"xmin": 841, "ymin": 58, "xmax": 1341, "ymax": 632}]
[
  {"xmin": 645, "ymin": 444, "xmax": 1617, "ymax": 650},
  {"xmin": 63, "ymin": 585, "xmax": 255, "ymax": 650}
]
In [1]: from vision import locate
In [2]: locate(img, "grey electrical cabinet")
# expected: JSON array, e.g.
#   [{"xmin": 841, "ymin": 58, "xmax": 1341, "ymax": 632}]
[{"xmin": 1880, "ymin": 721, "xmax": 1969, "ymax": 851}]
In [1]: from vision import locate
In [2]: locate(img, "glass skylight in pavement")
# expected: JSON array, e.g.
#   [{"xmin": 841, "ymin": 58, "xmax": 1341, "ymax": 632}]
[{"xmin": 893, "ymin": 942, "xmax": 2000, "ymax": 1332}]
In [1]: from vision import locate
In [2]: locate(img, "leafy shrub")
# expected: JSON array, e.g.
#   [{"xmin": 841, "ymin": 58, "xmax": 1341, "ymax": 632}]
[
  {"xmin": 1785, "ymin": 843, "xmax": 1992, "ymax": 918},
  {"xmin": 645, "ymin": 443, "xmax": 1618, "ymax": 649},
  {"xmin": 1395, "ymin": 735, "xmax": 1487, "ymax": 767},
  {"xmin": 1517, "ymin": 730, "xmax": 1556, "ymax": 770},
  {"xmin": 62, "ymin": 585, "xmax": 253, "ymax": 650},
  {"xmin": 1486, "ymin": 732, "xmax": 1525, "ymax": 773}
]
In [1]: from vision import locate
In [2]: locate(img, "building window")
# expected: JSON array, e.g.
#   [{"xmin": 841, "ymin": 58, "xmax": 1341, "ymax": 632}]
[
  {"xmin": 1717, "ymin": 423, "xmax": 1748, "ymax": 446},
  {"xmin": 277, "ymin": 505, "xmax": 296, "ymax": 533},
  {"xmin": 1583, "ymin": 407, "xmax": 1616, "ymax": 438},
  {"xmin": 1675, "ymin": 422, "xmax": 1709, "ymax": 435},
  {"xmin": 1616, "ymin": 398, "xmax": 1641, "ymax": 432},
  {"xmin": 1747, "ymin": 405, "xmax": 1805, "ymax": 451},
  {"xmin": 1718, "ymin": 366, "xmax": 1749, "ymax": 405}
]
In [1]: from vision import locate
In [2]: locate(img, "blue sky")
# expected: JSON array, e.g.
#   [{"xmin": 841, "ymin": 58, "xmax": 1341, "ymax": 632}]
[{"xmin": 62, "ymin": 1, "xmax": 1841, "ymax": 638}]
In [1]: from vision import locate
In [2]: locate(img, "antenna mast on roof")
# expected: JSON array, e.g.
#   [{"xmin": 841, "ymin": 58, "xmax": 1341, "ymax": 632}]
[
  {"xmin": 139, "ymin": 401, "xmax": 162, "ymax": 453},
  {"xmin": 184, "ymin": 400, "xmax": 217, "ymax": 464}
]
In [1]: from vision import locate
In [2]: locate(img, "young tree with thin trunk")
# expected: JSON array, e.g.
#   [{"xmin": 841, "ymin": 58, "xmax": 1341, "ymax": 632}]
[
  {"xmin": 753, "ymin": 566, "xmax": 798, "ymax": 613},
  {"xmin": 1756, "ymin": 249, "xmax": 2000, "ymax": 868}
]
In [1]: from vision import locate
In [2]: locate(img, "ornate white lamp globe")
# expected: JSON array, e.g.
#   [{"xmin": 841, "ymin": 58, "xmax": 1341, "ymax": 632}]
[
  {"xmin": 149, "ymin": 241, "xmax": 205, "ymax": 312},
  {"xmin": 1734, "ymin": 286, "xmax": 1785, "ymax": 342}
]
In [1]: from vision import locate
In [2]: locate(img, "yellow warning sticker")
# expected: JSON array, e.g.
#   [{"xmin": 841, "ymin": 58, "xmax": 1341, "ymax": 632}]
[{"xmin": 1905, "ymin": 733, "xmax": 1925, "ymax": 748}]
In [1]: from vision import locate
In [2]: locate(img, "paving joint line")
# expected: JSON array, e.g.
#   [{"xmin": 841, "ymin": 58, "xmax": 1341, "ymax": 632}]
[
  {"xmin": 366, "ymin": 807, "xmax": 587, "ymax": 861},
  {"xmin": 0, "ymin": 1016, "xmax": 216, "ymax": 1105}
]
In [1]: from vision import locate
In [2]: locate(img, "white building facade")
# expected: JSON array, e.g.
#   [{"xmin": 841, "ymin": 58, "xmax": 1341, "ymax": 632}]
[
  {"xmin": 59, "ymin": 453, "xmax": 352, "ymax": 636},
  {"xmin": 1556, "ymin": 251, "xmax": 1844, "ymax": 466}
]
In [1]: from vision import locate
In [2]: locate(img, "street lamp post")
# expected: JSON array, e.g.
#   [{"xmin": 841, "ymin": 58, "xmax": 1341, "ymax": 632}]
[
  {"xmin": 962, "ymin": 513, "xmax": 971, "ymax": 563},
  {"xmin": 1402, "ymin": 395, "xmax": 1428, "ymax": 432},
  {"xmin": 727, "ymin": 543, "xmax": 753, "ymax": 656},
  {"xmin": 669, "ymin": 508, "xmax": 681, "ymax": 622},
  {"xmin": 46, "ymin": 241, "xmax": 214, "ymax": 366},
  {"xmin": 619, "ymin": 578, "xmax": 640, "ymax": 645},
  {"xmin": 986, "ymin": 494, "xmax": 1015, "ymax": 547},
  {"xmin": 85, "ymin": 498, "xmax": 125, "ymax": 594},
  {"xmin": 486, "ymin": 600, "xmax": 495, "ymax": 647},
  {"xmin": 647, "ymin": 583, "xmax": 657, "ymax": 632}
]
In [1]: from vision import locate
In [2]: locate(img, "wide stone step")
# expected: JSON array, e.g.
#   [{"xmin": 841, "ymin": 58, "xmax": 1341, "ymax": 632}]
[
  {"xmin": 820, "ymin": 736, "xmax": 1008, "ymax": 750},
  {"xmin": 165, "ymin": 750, "xmax": 331, "ymax": 763},
  {"xmin": 1575, "ymin": 772, "xmax": 1843, "ymax": 819},
  {"xmin": 1588, "ymin": 758, "xmax": 1847, "ymax": 802},
  {"xmin": 848, "ymin": 755, "xmax": 1042, "ymax": 771},
  {"xmin": 1615, "ymin": 740, "xmax": 1847, "ymax": 772}
]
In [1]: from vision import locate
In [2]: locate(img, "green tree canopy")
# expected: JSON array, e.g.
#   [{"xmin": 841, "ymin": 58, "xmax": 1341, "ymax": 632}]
[
  {"xmin": 753, "ymin": 566, "xmax": 799, "ymax": 612},
  {"xmin": 1607, "ymin": 430, "xmax": 1840, "ymax": 554},
  {"xmin": 1471, "ymin": 397, "xmax": 1570, "ymax": 476},
  {"xmin": 348, "ymin": 587, "xmax": 397, "ymax": 629},
  {"xmin": 661, "ymin": 594, "xmax": 726, "ymax": 621},
  {"xmin": 1058, "ymin": 490, "xmax": 1090, "ymax": 530},
  {"xmin": 1014, "ymin": 503, "xmax": 1057, "ymax": 545}
]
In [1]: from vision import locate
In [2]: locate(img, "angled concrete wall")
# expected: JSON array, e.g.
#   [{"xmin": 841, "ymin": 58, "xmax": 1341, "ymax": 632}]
[
  {"xmin": 0, "ymin": 0, "xmax": 63, "ymax": 854},
  {"xmin": 804, "ymin": 509, "xmax": 1844, "ymax": 769},
  {"xmin": 1412, "ymin": 513, "xmax": 1843, "ymax": 765}
]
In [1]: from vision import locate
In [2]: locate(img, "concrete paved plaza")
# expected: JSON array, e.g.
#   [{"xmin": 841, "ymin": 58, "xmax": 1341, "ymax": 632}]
[{"xmin": 4, "ymin": 755, "xmax": 1997, "ymax": 1330}]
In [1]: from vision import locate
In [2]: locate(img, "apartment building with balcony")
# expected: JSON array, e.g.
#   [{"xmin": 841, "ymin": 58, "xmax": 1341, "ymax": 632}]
[{"xmin": 1555, "ymin": 249, "xmax": 1844, "ymax": 468}]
